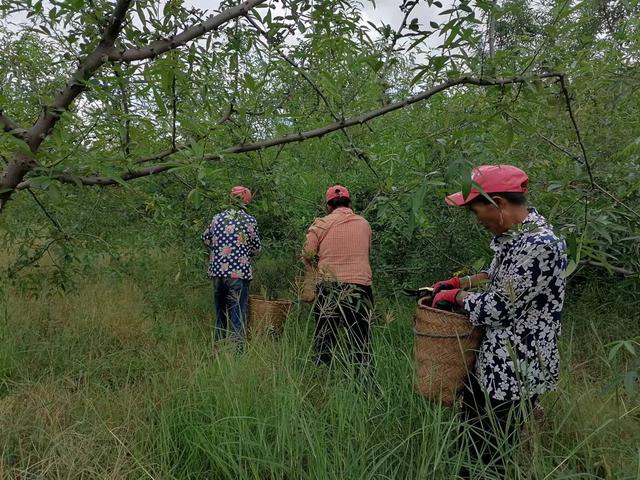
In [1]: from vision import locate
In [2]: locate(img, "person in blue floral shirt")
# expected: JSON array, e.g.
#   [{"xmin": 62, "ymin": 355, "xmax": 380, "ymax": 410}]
[
  {"xmin": 202, "ymin": 186, "xmax": 261, "ymax": 344},
  {"xmin": 430, "ymin": 165, "xmax": 567, "ymax": 476}
]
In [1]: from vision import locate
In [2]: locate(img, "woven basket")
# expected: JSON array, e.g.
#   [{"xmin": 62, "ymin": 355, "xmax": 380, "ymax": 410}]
[
  {"xmin": 248, "ymin": 295, "xmax": 292, "ymax": 337},
  {"xmin": 414, "ymin": 304, "xmax": 481, "ymax": 406}
]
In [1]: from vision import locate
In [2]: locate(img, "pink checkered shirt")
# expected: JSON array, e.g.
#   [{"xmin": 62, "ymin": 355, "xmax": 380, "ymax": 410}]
[{"xmin": 304, "ymin": 207, "xmax": 372, "ymax": 286}]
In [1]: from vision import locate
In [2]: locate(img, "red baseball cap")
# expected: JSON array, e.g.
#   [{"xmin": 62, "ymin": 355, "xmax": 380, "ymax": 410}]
[
  {"xmin": 445, "ymin": 165, "xmax": 528, "ymax": 206},
  {"xmin": 230, "ymin": 185, "xmax": 252, "ymax": 205},
  {"xmin": 325, "ymin": 185, "xmax": 350, "ymax": 203}
]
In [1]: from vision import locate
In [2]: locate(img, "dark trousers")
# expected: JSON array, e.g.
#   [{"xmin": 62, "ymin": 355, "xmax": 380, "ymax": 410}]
[
  {"xmin": 312, "ymin": 282, "xmax": 373, "ymax": 369},
  {"xmin": 459, "ymin": 374, "xmax": 538, "ymax": 477},
  {"xmin": 213, "ymin": 277, "xmax": 250, "ymax": 342}
]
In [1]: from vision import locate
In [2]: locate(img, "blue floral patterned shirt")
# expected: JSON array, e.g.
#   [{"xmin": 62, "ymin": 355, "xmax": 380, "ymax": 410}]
[
  {"xmin": 463, "ymin": 208, "xmax": 567, "ymax": 401},
  {"xmin": 202, "ymin": 208, "xmax": 261, "ymax": 280}
]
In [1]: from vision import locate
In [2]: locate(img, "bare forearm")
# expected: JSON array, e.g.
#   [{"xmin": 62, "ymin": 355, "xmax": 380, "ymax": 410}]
[
  {"xmin": 455, "ymin": 273, "xmax": 488, "ymax": 305},
  {"xmin": 458, "ymin": 272, "xmax": 489, "ymax": 290}
]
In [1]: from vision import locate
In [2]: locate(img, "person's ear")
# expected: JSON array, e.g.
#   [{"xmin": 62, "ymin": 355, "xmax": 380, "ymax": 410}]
[{"xmin": 492, "ymin": 196, "xmax": 508, "ymax": 209}]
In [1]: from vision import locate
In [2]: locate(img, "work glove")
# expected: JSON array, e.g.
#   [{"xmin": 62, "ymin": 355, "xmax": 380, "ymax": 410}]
[
  {"xmin": 431, "ymin": 277, "xmax": 461, "ymax": 294},
  {"xmin": 431, "ymin": 288, "xmax": 460, "ymax": 310}
]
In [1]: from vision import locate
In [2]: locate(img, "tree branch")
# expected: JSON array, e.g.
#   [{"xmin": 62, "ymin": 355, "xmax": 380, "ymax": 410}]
[
  {"xmin": 17, "ymin": 73, "xmax": 564, "ymax": 189},
  {"xmin": 222, "ymin": 73, "xmax": 564, "ymax": 154},
  {"xmin": 0, "ymin": 0, "xmax": 132, "ymax": 211},
  {"xmin": 0, "ymin": 109, "xmax": 28, "ymax": 142},
  {"xmin": 132, "ymin": 147, "xmax": 180, "ymax": 165},
  {"xmin": 27, "ymin": 0, "xmax": 133, "ymax": 152},
  {"xmin": 244, "ymin": 15, "xmax": 381, "ymax": 178},
  {"xmin": 558, "ymin": 75, "xmax": 595, "ymax": 187},
  {"xmin": 108, "ymin": 0, "xmax": 267, "ymax": 62},
  {"xmin": 18, "ymin": 163, "xmax": 180, "ymax": 189}
]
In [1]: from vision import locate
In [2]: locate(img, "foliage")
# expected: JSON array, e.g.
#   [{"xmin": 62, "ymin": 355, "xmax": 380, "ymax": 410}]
[
  {"xmin": 1, "ymin": 0, "xmax": 640, "ymax": 476},
  {"xmin": 1, "ymin": 0, "xmax": 639, "ymax": 280}
]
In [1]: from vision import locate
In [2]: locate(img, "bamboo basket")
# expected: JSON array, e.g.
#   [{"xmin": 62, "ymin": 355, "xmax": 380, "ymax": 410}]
[
  {"xmin": 414, "ymin": 303, "xmax": 481, "ymax": 406},
  {"xmin": 248, "ymin": 295, "xmax": 292, "ymax": 336}
]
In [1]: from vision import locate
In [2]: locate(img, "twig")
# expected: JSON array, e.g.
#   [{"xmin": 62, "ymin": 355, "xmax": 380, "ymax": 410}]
[
  {"xmin": 557, "ymin": 75, "xmax": 595, "ymax": 187},
  {"xmin": 582, "ymin": 260, "xmax": 637, "ymax": 277},
  {"xmin": 6, "ymin": 238, "xmax": 57, "ymax": 278},
  {"xmin": 113, "ymin": 66, "xmax": 131, "ymax": 156},
  {"xmin": 26, "ymin": 188, "xmax": 68, "ymax": 238},
  {"xmin": 506, "ymin": 112, "xmax": 640, "ymax": 222},
  {"xmin": 44, "ymin": 119, "xmax": 100, "ymax": 169},
  {"xmin": 593, "ymin": 182, "xmax": 640, "ymax": 221},
  {"xmin": 244, "ymin": 15, "xmax": 381, "ymax": 179},
  {"xmin": 382, "ymin": 0, "xmax": 420, "ymax": 66}
]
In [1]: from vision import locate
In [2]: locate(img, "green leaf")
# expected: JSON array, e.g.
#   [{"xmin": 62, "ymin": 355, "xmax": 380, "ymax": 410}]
[
  {"xmin": 623, "ymin": 370, "xmax": 639, "ymax": 396},
  {"xmin": 623, "ymin": 341, "xmax": 637, "ymax": 356},
  {"xmin": 244, "ymin": 73, "xmax": 257, "ymax": 91},
  {"xmin": 565, "ymin": 258, "xmax": 579, "ymax": 277},
  {"xmin": 456, "ymin": 161, "xmax": 472, "ymax": 200},
  {"xmin": 187, "ymin": 188, "xmax": 202, "ymax": 209},
  {"xmin": 607, "ymin": 342, "xmax": 624, "ymax": 363},
  {"xmin": 471, "ymin": 181, "xmax": 497, "ymax": 207},
  {"xmin": 430, "ymin": 55, "xmax": 447, "ymax": 72},
  {"xmin": 503, "ymin": 122, "xmax": 514, "ymax": 151}
]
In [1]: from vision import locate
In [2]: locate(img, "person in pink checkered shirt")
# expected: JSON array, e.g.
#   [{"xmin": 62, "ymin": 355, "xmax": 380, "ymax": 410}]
[{"xmin": 303, "ymin": 185, "xmax": 374, "ymax": 371}]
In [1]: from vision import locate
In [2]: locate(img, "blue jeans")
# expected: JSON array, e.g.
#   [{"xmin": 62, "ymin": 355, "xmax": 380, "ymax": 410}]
[{"xmin": 213, "ymin": 277, "xmax": 250, "ymax": 342}]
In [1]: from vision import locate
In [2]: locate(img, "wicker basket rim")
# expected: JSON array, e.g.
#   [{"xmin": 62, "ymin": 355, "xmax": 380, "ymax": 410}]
[
  {"xmin": 249, "ymin": 295, "xmax": 292, "ymax": 305},
  {"xmin": 416, "ymin": 304, "xmax": 468, "ymax": 320}
]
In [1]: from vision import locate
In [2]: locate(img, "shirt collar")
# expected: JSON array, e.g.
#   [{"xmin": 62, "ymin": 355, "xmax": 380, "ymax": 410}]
[
  {"xmin": 491, "ymin": 207, "xmax": 547, "ymax": 249},
  {"xmin": 332, "ymin": 206, "xmax": 353, "ymax": 214}
]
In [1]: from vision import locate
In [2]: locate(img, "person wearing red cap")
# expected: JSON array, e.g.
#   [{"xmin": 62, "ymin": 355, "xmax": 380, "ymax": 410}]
[
  {"xmin": 302, "ymin": 185, "xmax": 374, "ymax": 370},
  {"xmin": 431, "ymin": 165, "xmax": 567, "ymax": 475},
  {"xmin": 202, "ymin": 186, "xmax": 261, "ymax": 346}
]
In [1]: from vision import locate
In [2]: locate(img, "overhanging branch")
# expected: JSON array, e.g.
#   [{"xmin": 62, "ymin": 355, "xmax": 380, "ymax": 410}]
[
  {"xmin": 28, "ymin": 0, "xmax": 133, "ymax": 152},
  {"xmin": 19, "ymin": 73, "xmax": 564, "ymax": 189},
  {"xmin": 18, "ymin": 163, "xmax": 179, "ymax": 189},
  {"xmin": 108, "ymin": 0, "xmax": 267, "ymax": 62},
  {"xmin": 222, "ymin": 73, "xmax": 564, "ymax": 154}
]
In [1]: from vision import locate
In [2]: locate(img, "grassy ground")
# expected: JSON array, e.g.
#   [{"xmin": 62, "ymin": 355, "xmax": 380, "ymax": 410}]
[{"xmin": 0, "ymin": 251, "xmax": 639, "ymax": 479}]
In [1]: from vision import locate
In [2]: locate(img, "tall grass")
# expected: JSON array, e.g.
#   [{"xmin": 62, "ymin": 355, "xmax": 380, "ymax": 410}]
[{"xmin": 0, "ymin": 252, "xmax": 638, "ymax": 479}]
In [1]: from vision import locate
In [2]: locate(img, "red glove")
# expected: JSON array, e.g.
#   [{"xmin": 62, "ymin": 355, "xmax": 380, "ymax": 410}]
[
  {"xmin": 431, "ymin": 288, "xmax": 460, "ymax": 310},
  {"xmin": 431, "ymin": 277, "xmax": 461, "ymax": 294}
]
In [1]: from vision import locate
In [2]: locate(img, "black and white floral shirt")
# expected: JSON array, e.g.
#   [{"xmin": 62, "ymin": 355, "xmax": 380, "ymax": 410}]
[{"xmin": 463, "ymin": 208, "xmax": 567, "ymax": 401}]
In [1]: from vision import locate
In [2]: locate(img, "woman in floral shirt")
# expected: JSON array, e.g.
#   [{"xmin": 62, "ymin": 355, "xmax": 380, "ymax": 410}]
[
  {"xmin": 202, "ymin": 186, "xmax": 261, "ymax": 345},
  {"xmin": 430, "ymin": 165, "xmax": 567, "ymax": 475}
]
